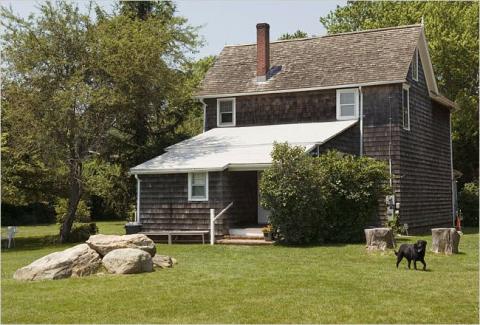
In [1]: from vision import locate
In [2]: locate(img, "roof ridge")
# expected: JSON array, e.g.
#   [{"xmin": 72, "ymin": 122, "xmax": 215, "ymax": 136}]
[{"xmin": 224, "ymin": 24, "xmax": 423, "ymax": 48}]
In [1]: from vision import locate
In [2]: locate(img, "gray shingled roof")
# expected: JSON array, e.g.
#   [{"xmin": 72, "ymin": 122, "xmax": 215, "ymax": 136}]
[{"xmin": 196, "ymin": 25, "xmax": 422, "ymax": 97}]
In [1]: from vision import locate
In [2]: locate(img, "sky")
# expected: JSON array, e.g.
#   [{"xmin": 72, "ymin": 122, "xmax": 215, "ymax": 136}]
[{"xmin": 1, "ymin": 0, "xmax": 346, "ymax": 59}]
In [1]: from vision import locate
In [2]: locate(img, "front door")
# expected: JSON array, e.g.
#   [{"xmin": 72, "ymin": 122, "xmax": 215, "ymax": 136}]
[{"xmin": 257, "ymin": 171, "xmax": 270, "ymax": 224}]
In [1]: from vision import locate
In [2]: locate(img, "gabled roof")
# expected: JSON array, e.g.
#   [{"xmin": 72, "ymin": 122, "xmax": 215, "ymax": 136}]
[
  {"xmin": 130, "ymin": 120, "xmax": 357, "ymax": 174},
  {"xmin": 196, "ymin": 25, "xmax": 434, "ymax": 98}
]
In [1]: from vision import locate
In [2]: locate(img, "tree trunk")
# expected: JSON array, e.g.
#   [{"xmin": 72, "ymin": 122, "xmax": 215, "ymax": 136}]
[
  {"xmin": 60, "ymin": 161, "xmax": 83, "ymax": 243},
  {"xmin": 431, "ymin": 228, "xmax": 460, "ymax": 254},
  {"xmin": 364, "ymin": 227, "xmax": 396, "ymax": 251}
]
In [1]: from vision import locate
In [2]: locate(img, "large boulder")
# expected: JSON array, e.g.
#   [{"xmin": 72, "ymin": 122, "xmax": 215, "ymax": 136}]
[
  {"xmin": 86, "ymin": 234, "xmax": 156, "ymax": 257},
  {"xmin": 431, "ymin": 228, "xmax": 461, "ymax": 254},
  {"xmin": 102, "ymin": 248, "xmax": 153, "ymax": 274},
  {"xmin": 13, "ymin": 244, "xmax": 101, "ymax": 281},
  {"xmin": 365, "ymin": 227, "xmax": 396, "ymax": 251}
]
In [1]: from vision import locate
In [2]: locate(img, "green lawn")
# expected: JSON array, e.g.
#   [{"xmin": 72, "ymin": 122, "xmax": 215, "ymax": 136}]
[{"xmin": 1, "ymin": 223, "xmax": 478, "ymax": 324}]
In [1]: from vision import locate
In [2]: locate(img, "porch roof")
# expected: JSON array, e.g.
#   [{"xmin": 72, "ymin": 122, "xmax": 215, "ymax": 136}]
[{"xmin": 130, "ymin": 120, "xmax": 357, "ymax": 174}]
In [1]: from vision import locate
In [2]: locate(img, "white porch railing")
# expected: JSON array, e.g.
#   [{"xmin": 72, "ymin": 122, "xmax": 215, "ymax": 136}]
[{"xmin": 210, "ymin": 202, "xmax": 233, "ymax": 245}]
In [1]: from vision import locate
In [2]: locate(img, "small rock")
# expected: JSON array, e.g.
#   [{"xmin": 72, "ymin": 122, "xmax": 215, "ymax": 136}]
[
  {"xmin": 14, "ymin": 244, "xmax": 101, "ymax": 281},
  {"xmin": 86, "ymin": 234, "xmax": 156, "ymax": 257},
  {"xmin": 102, "ymin": 248, "xmax": 153, "ymax": 274},
  {"xmin": 152, "ymin": 255, "xmax": 174, "ymax": 268}
]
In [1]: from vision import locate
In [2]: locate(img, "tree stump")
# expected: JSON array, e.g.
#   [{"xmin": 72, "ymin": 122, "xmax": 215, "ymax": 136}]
[
  {"xmin": 431, "ymin": 228, "xmax": 460, "ymax": 254},
  {"xmin": 364, "ymin": 228, "xmax": 395, "ymax": 251}
]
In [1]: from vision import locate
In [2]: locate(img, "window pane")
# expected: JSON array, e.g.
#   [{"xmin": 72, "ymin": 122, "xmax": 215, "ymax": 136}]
[
  {"xmin": 403, "ymin": 106, "xmax": 409, "ymax": 128},
  {"xmin": 219, "ymin": 100, "xmax": 232, "ymax": 111},
  {"xmin": 340, "ymin": 92, "xmax": 355, "ymax": 105},
  {"xmin": 403, "ymin": 89, "xmax": 408, "ymax": 107},
  {"xmin": 340, "ymin": 104, "xmax": 355, "ymax": 117},
  {"xmin": 220, "ymin": 106, "xmax": 232, "ymax": 114},
  {"xmin": 221, "ymin": 112, "xmax": 233, "ymax": 123},
  {"xmin": 192, "ymin": 185, "xmax": 205, "ymax": 197},
  {"xmin": 192, "ymin": 173, "xmax": 206, "ymax": 185}
]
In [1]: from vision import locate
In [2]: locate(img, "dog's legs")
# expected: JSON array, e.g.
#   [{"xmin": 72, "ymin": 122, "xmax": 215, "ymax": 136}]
[
  {"xmin": 396, "ymin": 255, "xmax": 403, "ymax": 268},
  {"xmin": 414, "ymin": 260, "xmax": 417, "ymax": 270},
  {"xmin": 420, "ymin": 259, "xmax": 426, "ymax": 271},
  {"xmin": 407, "ymin": 258, "xmax": 411, "ymax": 269}
]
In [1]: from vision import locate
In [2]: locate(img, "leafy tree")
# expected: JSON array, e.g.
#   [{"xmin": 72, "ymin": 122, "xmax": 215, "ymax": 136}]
[
  {"xmin": 458, "ymin": 182, "xmax": 479, "ymax": 227},
  {"xmin": 1, "ymin": 0, "xmax": 202, "ymax": 241},
  {"xmin": 278, "ymin": 30, "xmax": 308, "ymax": 40},
  {"xmin": 319, "ymin": 1, "xmax": 479, "ymax": 184}
]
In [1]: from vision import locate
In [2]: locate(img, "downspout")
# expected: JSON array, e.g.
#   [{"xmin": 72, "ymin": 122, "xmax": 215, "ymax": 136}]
[
  {"xmin": 449, "ymin": 113, "xmax": 455, "ymax": 226},
  {"xmin": 135, "ymin": 174, "xmax": 141, "ymax": 223},
  {"xmin": 199, "ymin": 98, "xmax": 207, "ymax": 133},
  {"xmin": 388, "ymin": 96, "xmax": 393, "ymax": 188},
  {"xmin": 359, "ymin": 86, "xmax": 364, "ymax": 156}
]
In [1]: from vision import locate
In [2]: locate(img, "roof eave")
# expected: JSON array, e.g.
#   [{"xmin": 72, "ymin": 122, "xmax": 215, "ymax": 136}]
[{"xmin": 194, "ymin": 80, "xmax": 406, "ymax": 99}]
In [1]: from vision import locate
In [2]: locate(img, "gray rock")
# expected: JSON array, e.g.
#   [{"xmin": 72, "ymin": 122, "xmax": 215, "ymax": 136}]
[
  {"xmin": 365, "ymin": 228, "xmax": 396, "ymax": 251},
  {"xmin": 152, "ymin": 255, "xmax": 175, "ymax": 268},
  {"xmin": 431, "ymin": 228, "xmax": 460, "ymax": 254},
  {"xmin": 13, "ymin": 244, "xmax": 101, "ymax": 281},
  {"xmin": 102, "ymin": 248, "xmax": 153, "ymax": 274},
  {"xmin": 86, "ymin": 234, "xmax": 156, "ymax": 257}
]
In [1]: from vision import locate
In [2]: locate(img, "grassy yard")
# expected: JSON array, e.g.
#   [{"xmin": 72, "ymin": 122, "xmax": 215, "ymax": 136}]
[{"xmin": 1, "ymin": 223, "xmax": 478, "ymax": 324}]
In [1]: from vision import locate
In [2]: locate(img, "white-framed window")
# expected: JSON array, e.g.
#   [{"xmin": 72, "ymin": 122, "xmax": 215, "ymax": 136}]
[
  {"xmin": 188, "ymin": 172, "xmax": 208, "ymax": 201},
  {"xmin": 402, "ymin": 84, "xmax": 410, "ymax": 130},
  {"xmin": 336, "ymin": 88, "xmax": 359, "ymax": 120},
  {"xmin": 217, "ymin": 98, "xmax": 236, "ymax": 127},
  {"xmin": 412, "ymin": 48, "xmax": 419, "ymax": 81}
]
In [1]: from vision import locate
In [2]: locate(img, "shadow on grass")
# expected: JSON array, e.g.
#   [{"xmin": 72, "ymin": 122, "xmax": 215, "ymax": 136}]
[{"xmin": 1, "ymin": 235, "xmax": 64, "ymax": 253}]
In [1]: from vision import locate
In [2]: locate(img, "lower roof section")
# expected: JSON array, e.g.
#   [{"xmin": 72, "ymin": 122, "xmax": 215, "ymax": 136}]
[{"xmin": 130, "ymin": 120, "xmax": 358, "ymax": 174}]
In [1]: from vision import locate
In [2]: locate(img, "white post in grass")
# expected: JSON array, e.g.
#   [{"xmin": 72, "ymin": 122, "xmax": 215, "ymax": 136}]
[
  {"xmin": 210, "ymin": 209, "xmax": 215, "ymax": 245},
  {"xmin": 135, "ymin": 175, "xmax": 141, "ymax": 223}
]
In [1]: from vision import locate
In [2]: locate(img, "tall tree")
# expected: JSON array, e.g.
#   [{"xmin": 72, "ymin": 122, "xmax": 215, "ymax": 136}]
[
  {"xmin": 1, "ymin": 0, "xmax": 202, "ymax": 240},
  {"xmin": 278, "ymin": 30, "xmax": 308, "ymax": 40},
  {"xmin": 320, "ymin": 1, "xmax": 479, "ymax": 184}
]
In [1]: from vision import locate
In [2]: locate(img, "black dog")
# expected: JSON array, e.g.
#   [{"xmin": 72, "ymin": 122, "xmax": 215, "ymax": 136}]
[{"xmin": 394, "ymin": 240, "xmax": 427, "ymax": 270}]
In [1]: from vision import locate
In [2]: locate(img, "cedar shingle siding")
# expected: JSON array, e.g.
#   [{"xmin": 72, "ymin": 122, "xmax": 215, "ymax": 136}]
[
  {"xmin": 139, "ymin": 171, "xmax": 257, "ymax": 236},
  {"xmin": 398, "ymin": 54, "xmax": 452, "ymax": 231}
]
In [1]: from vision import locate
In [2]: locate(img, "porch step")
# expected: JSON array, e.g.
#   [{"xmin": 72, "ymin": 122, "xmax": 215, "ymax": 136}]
[
  {"xmin": 229, "ymin": 227, "xmax": 264, "ymax": 238},
  {"xmin": 216, "ymin": 238, "xmax": 274, "ymax": 245}
]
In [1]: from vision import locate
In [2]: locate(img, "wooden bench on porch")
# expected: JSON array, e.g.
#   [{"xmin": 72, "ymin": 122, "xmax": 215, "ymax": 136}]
[{"xmin": 139, "ymin": 230, "xmax": 209, "ymax": 245}]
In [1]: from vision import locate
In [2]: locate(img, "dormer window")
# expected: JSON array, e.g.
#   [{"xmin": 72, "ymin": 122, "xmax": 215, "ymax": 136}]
[
  {"xmin": 217, "ymin": 98, "xmax": 236, "ymax": 127},
  {"xmin": 412, "ymin": 48, "xmax": 419, "ymax": 81},
  {"xmin": 336, "ymin": 88, "xmax": 359, "ymax": 120}
]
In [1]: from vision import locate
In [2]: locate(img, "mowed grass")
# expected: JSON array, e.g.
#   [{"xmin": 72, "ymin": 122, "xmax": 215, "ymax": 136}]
[{"xmin": 1, "ymin": 223, "xmax": 478, "ymax": 324}]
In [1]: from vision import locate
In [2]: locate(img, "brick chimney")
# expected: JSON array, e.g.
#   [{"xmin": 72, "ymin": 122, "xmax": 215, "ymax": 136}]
[{"xmin": 256, "ymin": 23, "xmax": 270, "ymax": 82}]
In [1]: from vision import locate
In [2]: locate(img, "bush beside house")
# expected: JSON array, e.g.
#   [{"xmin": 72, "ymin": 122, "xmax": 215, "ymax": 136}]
[
  {"xmin": 260, "ymin": 143, "xmax": 389, "ymax": 244},
  {"xmin": 459, "ymin": 182, "xmax": 479, "ymax": 227}
]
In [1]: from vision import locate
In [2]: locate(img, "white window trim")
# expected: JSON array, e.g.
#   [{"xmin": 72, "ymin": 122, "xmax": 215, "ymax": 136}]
[
  {"xmin": 412, "ymin": 48, "xmax": 419, "ymax": 81},
  {"xmin": 402, "ymin": 84, "xmax": 410, "ymax": 131},
  {"xmin": 336, "ymin": 88, "xmax": 359, "ymax": 120},
  {"xmin": 188, "ymin": 172, "xmax": 209, "ymax": 201},
  {"xmin": 217, "ymin": 98, "xmax": 236, "ymax": 127}
]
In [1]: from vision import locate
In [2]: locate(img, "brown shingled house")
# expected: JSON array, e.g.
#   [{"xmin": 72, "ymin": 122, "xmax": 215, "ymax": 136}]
[{"xmin": 131, "ymin": 23, "xmax": 456, "ymax": 241}]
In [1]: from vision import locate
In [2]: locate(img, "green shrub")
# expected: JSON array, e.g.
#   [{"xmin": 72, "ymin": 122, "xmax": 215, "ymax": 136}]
[
  {"xmin": 459, "ymin": 182, "xmax": 479, "ymax": 227},
  {"xmin": 384, "ymin": 212, "xmax": 406, "ymax": 236},
  {"xmin": 260, "ymin": 144, "xmax": 327, "ymax": 244},
  {"xmin": 67, "ymin": 222, "xmax": 99, "ymax": 243},
  {"xmin": 260, "ymin": 144, "xmax": 389, "ymax": 244},
  {"xmin": 55, "ymin": 198, "xmax": 91, "ymax": 224}
]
